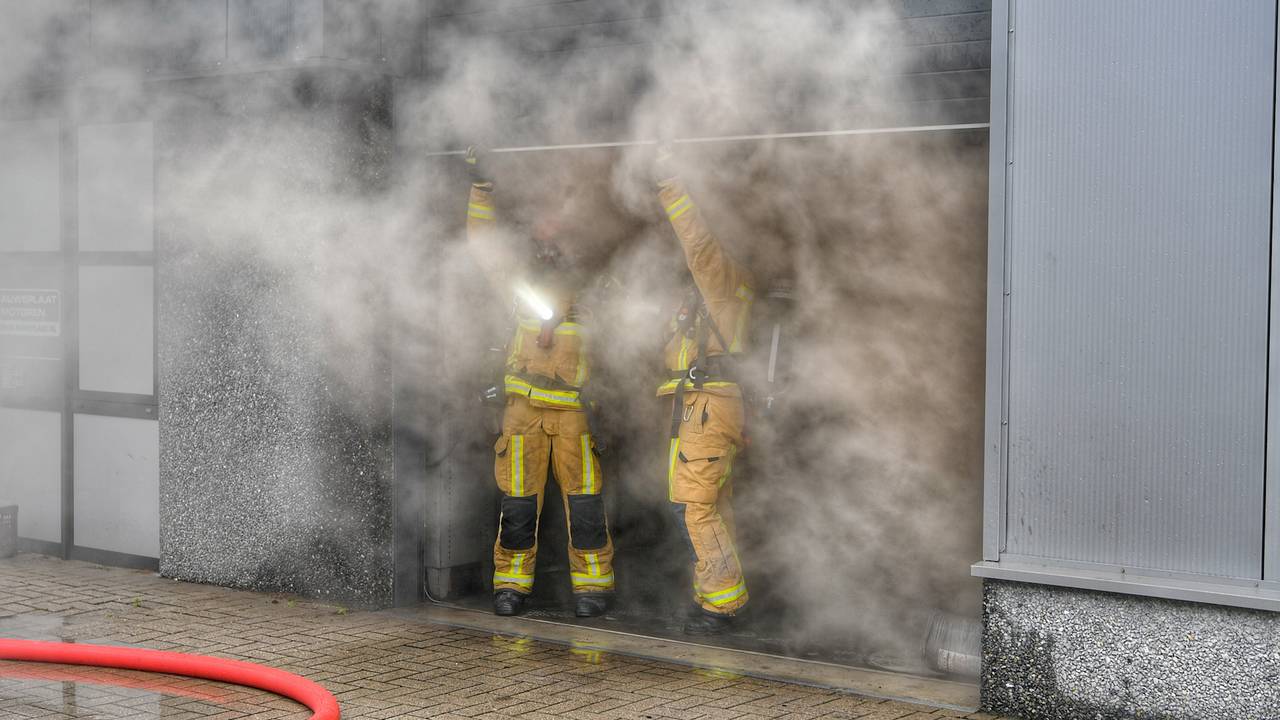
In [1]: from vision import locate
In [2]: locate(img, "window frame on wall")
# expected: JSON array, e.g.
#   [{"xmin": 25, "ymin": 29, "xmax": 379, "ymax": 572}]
[
  {"xmin": 65, "ymin": 117, "xmax": 160, "ymax": 570},
  {"xmin": 0, "ymin": 111, "xmax": 160, "ymax": 570}
]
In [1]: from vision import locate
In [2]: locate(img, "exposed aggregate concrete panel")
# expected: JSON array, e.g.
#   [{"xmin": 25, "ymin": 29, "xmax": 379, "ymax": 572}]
[{"xmin": 983, "ymin": 580, "xmax": 1280, "ymax": 720}]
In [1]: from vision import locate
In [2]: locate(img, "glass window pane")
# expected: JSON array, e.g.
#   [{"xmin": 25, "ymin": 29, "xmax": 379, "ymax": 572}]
[
  {"xmin": 0, "ymin": 408, "xmax": 62, "ymax": 543},
  {"xmin": 0, "ymin": 120, "xmax": 61, "ymax": 252},
  {"xmin": 78, "ymin": 122, "xmax": 153, "ymax": 252},
  {"xmin": 73, "ymin": 414, "xmax": 158, "ymax": 557},
  {"xmin": 0, "ymin": 264, "xmax": 64, "ymax": 400},
  {"xmin": 79, "ymin": 266, "xmax": 153, "ymax": 395}
]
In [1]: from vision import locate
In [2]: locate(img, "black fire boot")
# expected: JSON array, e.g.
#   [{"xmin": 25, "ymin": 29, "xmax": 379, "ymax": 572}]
[
  {"xmin": 493, "ymin": 590, "xmax": 527, "ymax": 617},
  {"xmin": 574, "ymin": 594, "xmax": 611, "ymax": 618},
  {"xmin": 683, "ymin": 610, "xmax": 735, "ymax": 636}
]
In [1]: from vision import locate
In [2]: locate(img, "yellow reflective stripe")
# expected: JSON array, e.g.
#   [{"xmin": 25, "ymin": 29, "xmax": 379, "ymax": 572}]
[
  {"xmin": 528, "ymin": 388, "xmax": 582, "ymax": 408},
  {"xmin": 570, "ymin": 572, "xmax": 615, "ymax": 587},
  {"xmin": 513, "ymin": 553, "xmax": 524, "ymax": 574},
  {"xmin": 580, "ymin": 434, "xmax": 596, "ymax": 494},
  {"xmin": 677, "ymin": 336, "xmax": 691, "ymax": 370},
  {"xmin": 586, "ymin": 553, "xmax": 600, "ymax": 576},
  {"xmin": 507, "ymin": 326, "xmax": 525, "ymax": 365},
  {"xmin": 510, "ymin": 435, "xmax": 525, "ymax": 496},
  {"xmin": 735, "ymin": 284, "xmax": 754, "ymax": 302},
  {"xmin": 517, "ymin": 319, "xmax": 583, "ymax": 335},
  {"xmin": 656, "ymin": 379, "xmax": 738, "ymax": 395},
  {"xmin": 702, "ymin": 581, "xmax": 747, "ymax": 606},
  {"xmin": 667, "ymin": 438, "xmax": 680, "ymax": 501},
  {"xmin": 665, "ymin": 194, "xmax": 693, "ymax": 220},
  {"xmin": 505, "ymin": 375, "xmax": 534, "ymax": 393},
  {"xmin": 468, "ymin": 202, "xmax": 494, "ymax": 217},
  {"xmin": 719, "ymin": 445, "xmax": 737, "ymax": 488},
  {"xmin": 494, "ymin": 572, "xmax": 534, "ymax": 588},
  {"xmin": 573, "ymin": 349, "xmax": 588, "ymax": 386},
  {"xmin": 504, "ymin": 375, "xmax": 583, "ymax": 408},
  {"xmin": 732, "ymin": 288, "xmax": 747, "ymax": 353}
]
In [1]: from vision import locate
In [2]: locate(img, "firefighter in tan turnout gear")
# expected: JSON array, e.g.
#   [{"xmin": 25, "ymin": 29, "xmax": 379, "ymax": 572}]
[
  {"xmin": 654, "ymin": 148, "xmax": 755, "ymax": 635},
  {"xmin": 463, "ymin": 147, "xmax": 615, "ymax": 618}
]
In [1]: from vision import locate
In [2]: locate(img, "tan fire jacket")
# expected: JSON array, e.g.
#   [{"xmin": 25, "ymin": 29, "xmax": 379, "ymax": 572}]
[
  {"xmin": 467, "ymin": 184, "xmax": 590, "ymax": 410},
  {"xmin": 655, "ymin": 178, "xmax": 756, "ymax": 397}
]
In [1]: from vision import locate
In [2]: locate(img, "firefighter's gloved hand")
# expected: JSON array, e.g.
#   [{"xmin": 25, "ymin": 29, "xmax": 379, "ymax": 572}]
[
  {"xmin": 651, "ymin": 142, "xmax": 677, "ymax": 184},
  {"xmin": 464, "ymin": 145, "xmax": 491, "ymax": 186},
  {"xmin": 479, "ymin": 383, "xmax": 502, "ymax": 407}
]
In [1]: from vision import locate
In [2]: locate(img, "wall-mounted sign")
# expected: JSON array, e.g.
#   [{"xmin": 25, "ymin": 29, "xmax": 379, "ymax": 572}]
[{"xmin": 0, "ymin": 289, "xmax": 60, "ymax": 337}]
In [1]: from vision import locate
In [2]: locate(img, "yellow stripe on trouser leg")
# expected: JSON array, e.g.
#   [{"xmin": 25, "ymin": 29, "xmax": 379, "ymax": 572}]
[
  {"xmin": 570, "ymin": 547, "xmax": 614, "ymax": 592},
  {"xmin": 510, "ymin": 435, "xmax": 524, "ymax": 496},
  {"xmin": 702, "ymin": 580, "xmax": 747, "ymax": 608},
  {"xmin": 494, "ymin": 552, "xmax": 534, "ymax": 591},
  {"xmin": 667, "ymin": 438, "xmax": 680, "ymax": 501},
  {"xmin": 580, "ymin": 434, "xmax": 595, "ymax": 494},
  {"xmin": 683, "ymin": 506, "xmax": 749, "ymax": 614}
]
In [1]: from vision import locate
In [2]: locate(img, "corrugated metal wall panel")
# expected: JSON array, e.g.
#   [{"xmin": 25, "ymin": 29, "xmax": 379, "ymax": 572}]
[{"xmin": 1004, "ymin": 0, "xmax": 1273, "ymax": 579}]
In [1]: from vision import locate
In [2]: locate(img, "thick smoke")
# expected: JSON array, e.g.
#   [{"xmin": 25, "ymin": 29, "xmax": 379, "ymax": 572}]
[
  {"xmin": 0, "ymin": 0, "xmax": 986, "ymax": 664},
  {"xmin": 408, "ymin": 0, "xmax": 987, "ymax": 661}
]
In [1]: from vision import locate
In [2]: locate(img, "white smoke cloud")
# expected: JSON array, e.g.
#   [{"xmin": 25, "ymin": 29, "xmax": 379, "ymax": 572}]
[{"xmin": 0, "ymin": 0, "xmax": 987, "ymax": 668}]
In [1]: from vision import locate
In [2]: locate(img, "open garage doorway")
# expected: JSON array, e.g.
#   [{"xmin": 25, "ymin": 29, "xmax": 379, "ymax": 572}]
[{"xmin": 399, "ymin": 129, "xmax": 989, "ymax": 682}]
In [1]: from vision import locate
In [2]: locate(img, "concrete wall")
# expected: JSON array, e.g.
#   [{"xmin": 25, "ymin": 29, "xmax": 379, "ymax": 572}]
[
  {"xmin": 156, "ymin": 68, "xmax": 396, "ymax": 605},
  {"xmin": 984, "ymin": 580, "xmax": 1280, "ymax": 719}
]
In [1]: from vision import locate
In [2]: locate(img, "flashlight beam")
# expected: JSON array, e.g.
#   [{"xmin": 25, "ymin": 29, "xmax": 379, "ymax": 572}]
[
  {"xmin": 516, "ymin": 283, "xmax": 555, "ymax": 321},
  {"xmin": 422, "ymin": 122, "xmax": 990, "ymax": 157}
]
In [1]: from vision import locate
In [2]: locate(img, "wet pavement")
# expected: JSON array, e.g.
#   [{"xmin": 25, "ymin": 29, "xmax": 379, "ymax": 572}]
[{"xmin": 0, "ymin": 554, "xmax": 1012, "ymax": 719}]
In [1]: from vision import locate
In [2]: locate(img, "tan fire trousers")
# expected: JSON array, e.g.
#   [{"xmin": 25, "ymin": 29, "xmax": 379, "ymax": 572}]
[
  {"xmin": 667, "ymin": 389, "xmax": 748, "ymax": 615},
  {"xmin": 492, "ymin": 395, "xmax": 615, "ymax": 596}
]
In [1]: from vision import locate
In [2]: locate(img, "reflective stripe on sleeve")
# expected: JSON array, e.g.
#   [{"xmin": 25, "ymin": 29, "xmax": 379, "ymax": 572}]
[
  {"xmin": 677, "ymin": 336, "xmax": 692, "ymax": 370},
  {"xmin": 665, "ymin": 194, "xmax": 693, "ymax": 220},
  {"xmin": 468, "ymin": 203, "xmax": 494, "ymax": 220},
  {"xmin": 730, "ymin": 284, "xmax": 754, "ymax": 353},
  {"xmin": 573, "ymin": 350, "xmax": 588, "ymax": 386},
  {"xmin": 719, "ymin": 445, "xmax": 737, "ymax": 488}
]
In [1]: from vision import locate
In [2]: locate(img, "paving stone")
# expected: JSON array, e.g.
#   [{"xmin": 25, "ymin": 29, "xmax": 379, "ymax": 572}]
[{"xmin": 0, "ymin": 555, "xmax": 1015, "ymax": 719}]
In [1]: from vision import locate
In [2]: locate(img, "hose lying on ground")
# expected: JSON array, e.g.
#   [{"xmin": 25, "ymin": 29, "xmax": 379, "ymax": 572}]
[{"xmin": 0, "ymin": 638, "xmax": 340, "ymax": 720}]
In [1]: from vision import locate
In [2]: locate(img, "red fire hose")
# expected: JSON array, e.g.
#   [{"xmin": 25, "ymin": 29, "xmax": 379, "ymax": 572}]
[{"xmin": 0, "ymin": 638, "xmax": 340, "ymax": 720}]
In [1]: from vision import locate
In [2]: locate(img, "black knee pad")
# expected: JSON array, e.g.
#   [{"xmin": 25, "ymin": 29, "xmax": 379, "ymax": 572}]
[
  {"xmin": 568, "ymin": 494, "xmax": 608, "ymax": 550},
  {"xmin": 499, "ymin": 495, "xmax": 538, "ymax": 550},
  {"xmin": 669, "ymin": 502, "xmax": 696, "ymax": 562}
]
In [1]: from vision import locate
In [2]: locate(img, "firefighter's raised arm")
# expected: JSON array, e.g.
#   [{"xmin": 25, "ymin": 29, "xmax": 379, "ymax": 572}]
[
  {"xmin": 462, "ymin": 146, "xmax": 519, "ymax": 298},
  {"xmin": 653, "ymin": 149, "xmax": 754, "ymax": 307}
]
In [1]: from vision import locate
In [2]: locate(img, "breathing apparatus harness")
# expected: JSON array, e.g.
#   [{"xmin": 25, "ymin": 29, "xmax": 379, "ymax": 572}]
[{"xmin": 667, "ymin": 286, "xmax": 736, "ymax": 440}]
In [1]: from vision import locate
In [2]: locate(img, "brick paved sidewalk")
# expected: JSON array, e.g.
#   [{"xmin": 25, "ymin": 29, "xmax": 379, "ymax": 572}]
[{"xmin": 0, "ymin": 555, "xmax": 1011, "ymax": 720}]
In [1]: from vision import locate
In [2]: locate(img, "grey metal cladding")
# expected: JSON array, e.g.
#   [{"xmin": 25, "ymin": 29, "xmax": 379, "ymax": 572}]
[{"xmin": 1003, "ymin": 0, "xmax": 1274, "ymax": 578}]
